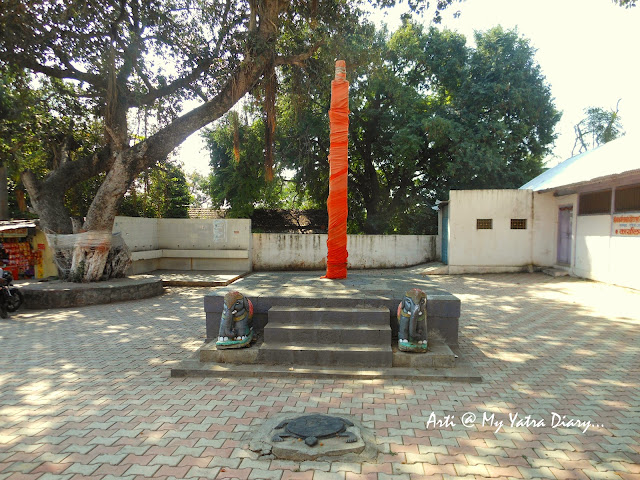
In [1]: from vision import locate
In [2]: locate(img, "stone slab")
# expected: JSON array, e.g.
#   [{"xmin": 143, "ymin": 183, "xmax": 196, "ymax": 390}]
[
  {"xmin": 246, "ymin": 413, "xmax": 378, "ymax": 462},
  {"xmin": 263, "ymin": 322, "xmax": 392, "ymax": 345},
  {"xmin": 170, "ymin": 359, "xmax": 481, "ymax": 382},
  {"xmin": 391, "ymin": 341, "xmax": 455, "ymax": 368},
  {"xmin": 267, "ymin": 306, "xmax": 391, "ymax": 325},
  {"xmin": 150, "ymin": 269, "xmax": 249, "ymax": 286},
  {"xmin": 198, "ymin": 339, "xmax": 454, "ymax": 368},
  {"xmin": 172, "ymin": 344, "xmax": 480, "ymax": 382},
  {"xmin": 258, "ymin": 343, "xmax": 393, "ymax": 367}
]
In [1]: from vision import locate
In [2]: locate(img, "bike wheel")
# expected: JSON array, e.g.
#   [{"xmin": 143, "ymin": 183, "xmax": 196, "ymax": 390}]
[
  {"xmin": 6, "ymin": 288, "xmax": 24, "ymax": 312},
  {"xmin": 0, "ymin": 304, "xmax": 7, "ymax": 319}
]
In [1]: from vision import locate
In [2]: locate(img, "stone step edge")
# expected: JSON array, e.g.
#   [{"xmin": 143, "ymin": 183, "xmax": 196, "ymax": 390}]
[
  {"xmin": 269, "ymin": 306, "xmax": 390, "ymax": 313},
  {"xmin": 264, "ymin": 324, "xmax": 392, "ymax": 331},
  {"xmin": 170, "ymin": 360, "xmax": 481, "ymax": 382},
  {"xmin": 259, "ymin": 343, "xmax": 392, "ymax": 352}
]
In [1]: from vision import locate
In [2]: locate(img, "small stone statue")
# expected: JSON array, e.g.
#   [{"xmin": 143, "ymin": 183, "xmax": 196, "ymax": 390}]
[
  {"xmin": 272, "ymin": 414, "xmax": 357, "ymax": 446},
  {"xmin": 397, "ymin": 288, "xmax": 427, "ymax": 352},
  {"xmin": 216, "ymin": 291, "xmax": 253, "ymax": 349}
]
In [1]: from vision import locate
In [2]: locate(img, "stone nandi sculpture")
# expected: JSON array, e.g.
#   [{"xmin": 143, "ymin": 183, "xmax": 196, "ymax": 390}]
[
  {"xmin": 397, "ymin": 288, "xmax": 427, "ymax": 352},
  {"xmin": 216, "ymin": 291, "xmax": 254, "ymax": 349}
]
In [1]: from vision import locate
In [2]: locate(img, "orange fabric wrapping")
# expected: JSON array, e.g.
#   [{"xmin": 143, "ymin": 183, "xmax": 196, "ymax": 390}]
[{"xmin": 324, "ymin": 60, "xmax": 349, "ymax": 279}]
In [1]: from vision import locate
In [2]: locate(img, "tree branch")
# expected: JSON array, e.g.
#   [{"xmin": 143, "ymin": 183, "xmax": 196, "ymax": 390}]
[
  {"xmin": 25, "ymin": 146, "xmax": 114, "ymax": 196},
  {"xmin": 274, "ymin": 42, "xmax": 322, "ymax": 67},
  {"xmin": 139, "ymin": 51, "xmax": 272, "ymax": 170},
  {"xmin": 129, "ymin": 57, "xmax": 216, "ymax": 106},
  {"xmin": 18, "ymin": 58, "xmax": 105, "ymax": 87}
]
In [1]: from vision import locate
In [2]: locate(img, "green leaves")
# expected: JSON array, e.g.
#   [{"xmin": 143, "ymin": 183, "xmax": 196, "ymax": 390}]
[
  {"xmin": 573, "ymin": 103, "xmax": 624, "ymax": 155},
  {"xmin": 119, "ymin": 161, "xmax": 193, "ymax": 218},
  {"xmin": 203, "ymin": 19, "xmax": 559, "ymax": 234}
]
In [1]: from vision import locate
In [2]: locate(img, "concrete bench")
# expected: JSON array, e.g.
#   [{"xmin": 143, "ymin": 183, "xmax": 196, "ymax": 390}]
[
  {"xmin": 161, "ymin": 249, "xmax": 248, "ymax": 259},
  {"xmin": 129, "ymin": 249, "xmax": 250, "ymax": 274},
  {"xmin": 130, "ymin": 250, "xmax": 163, "ymax": 261}
]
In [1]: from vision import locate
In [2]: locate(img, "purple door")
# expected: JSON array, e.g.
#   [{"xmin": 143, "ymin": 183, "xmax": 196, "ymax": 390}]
[{"xmin": 557, "ymin": 207, "xmax": 572, "ymax": 265}]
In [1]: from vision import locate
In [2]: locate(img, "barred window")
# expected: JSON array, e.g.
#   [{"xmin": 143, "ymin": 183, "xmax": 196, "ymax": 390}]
[
  {"xmin": 511, "ymin": 219, "xmax": 527, "ymax": 229},
  {"xmin": 615, "ymin": 184, "xmax": 640, "ymax": 212},
  {"xmin": 579, "ymin": 190, "xmax": 611, "ymax": 215},
  {"xmin": 477, "ymin": 219, "xmax": 493, "ymax": 229}
]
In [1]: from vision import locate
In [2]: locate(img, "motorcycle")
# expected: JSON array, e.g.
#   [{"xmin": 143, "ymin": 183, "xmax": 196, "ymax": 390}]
[{"xmin": 0, "ymin": 270, "xmax": 24, "ymax": 318}]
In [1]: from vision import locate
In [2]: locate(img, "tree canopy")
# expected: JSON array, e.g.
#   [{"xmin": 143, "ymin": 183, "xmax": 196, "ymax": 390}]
[
  {"xmin": 572, "ymin": 102, "xmax": 624, "ymax": 155},
  {"xmin": 206, "ymin": 21, "xmax": 561, "ymax": 234},
  {"xmin": 1, "ymin": 0, "xmax": 463, "ymax": 279}
]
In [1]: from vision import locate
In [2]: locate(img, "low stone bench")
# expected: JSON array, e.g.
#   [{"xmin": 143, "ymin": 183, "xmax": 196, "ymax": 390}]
[
  {"xmin": 130, "ymin": 250, "xmax": 163, "ymax": 261},
  {"xmin": 129, "ymin": 249, "xmax": 250, "ymax": 274}
]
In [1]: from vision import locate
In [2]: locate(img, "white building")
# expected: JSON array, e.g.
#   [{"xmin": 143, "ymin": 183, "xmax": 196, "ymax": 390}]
[{"xmin": 439, "ymin": 135, "xmax": 640, "ymax": 290}]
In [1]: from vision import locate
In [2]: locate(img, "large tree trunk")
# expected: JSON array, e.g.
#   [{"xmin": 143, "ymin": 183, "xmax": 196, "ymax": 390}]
[
  {"xmin": 20, "ymin": 0, "xmax": 288, "ymax": 282},
  {"xmin": 21, "ymin": 159, "xmax": 133, "ymax": 282},
  {"xmin": 70, "ymin": 153, "xmax": 136, "ymax": 281},
  {"xmin": 21, "ymin": 171, "xmax": 74, "ymax": 234}
]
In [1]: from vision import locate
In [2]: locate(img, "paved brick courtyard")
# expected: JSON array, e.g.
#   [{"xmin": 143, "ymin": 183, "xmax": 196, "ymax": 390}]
[{"xmin": 1, "ymin": 273, "xmax": 639, "ymax": 480}]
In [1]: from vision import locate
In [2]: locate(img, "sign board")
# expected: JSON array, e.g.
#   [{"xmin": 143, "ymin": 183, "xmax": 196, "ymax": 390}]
[
  {"xmin": 0, "ymin": 228, "xmax": 28, "ymax": 238},
  {"xmin": 213, "ymin": 220, "xmax": 227, "ymax": 243},
  {"xmin": 613, "ymin": 213, "xmax": 640, "ymax": 236}
]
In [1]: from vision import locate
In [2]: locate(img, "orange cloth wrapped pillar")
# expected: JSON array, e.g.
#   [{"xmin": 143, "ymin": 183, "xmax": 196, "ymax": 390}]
[{"xmin": 324, "ymin": 60, "xmax": 349, "ymax": 279}]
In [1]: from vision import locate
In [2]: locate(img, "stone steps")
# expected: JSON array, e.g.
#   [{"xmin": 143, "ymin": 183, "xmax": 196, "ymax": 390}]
[
  {"xmin": 259, "ymin": 342, "xmax": 392, "ymax": 367},
  {"xmin": 543, "ymin": 267, "xmax": 570, "ymax": 277},
  {"xmin": 259, "ymin": 306, "xmax": 393, "ymax": 368},
  {"xmin": 263, "ymin": 323, "xmax": 391, "ymax": 345},
  {"xmin": 266, "ymin": 306, "xmax": 390, "ymax": 325},
  {"xmin": 176, "ymin": 339, "xmax": 474, "ymax": 380}
]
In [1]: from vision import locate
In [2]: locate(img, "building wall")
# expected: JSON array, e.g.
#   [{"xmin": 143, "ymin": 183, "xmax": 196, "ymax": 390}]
[
  {"xmin": 445, "ymin": 187, "xmax": 639, "ymax": 290},
  {"xmin": 113, "ymin": 217, "xmax": 252, "ymax": 273},
  {"xmin": 113, "ymin": 217, "xmax": 252, "ymax": 252},
  {"xmin": 574, "ymin": 214, "xmax": 640, "ymax": 290},
  {"xmin": 448, "ymin": 189, "xmax": 533, "ymax": 267},
  {"xmin": 157, "ymin": 218, "xmax": 251, "ymax": 250},
  {"xmin": 574, "ymin": 215, "xmax": 611, "ymax": 281},
  {"xmin": 531, "ymin": 193, "xmax": 578, "ymax": 266},
  {"xmin": 252, "ymin": 234, "xmax": 327, "ymax": 270},
  {"xmin": 606, "ymin": 236, "xmax": 640, "ymax": 290},
  {"xmin": 113, "ymin": 217, "xmax": 158, "ymax": 252},
  {"xmin": 114, "ymin": 218, "xmax": 434, "ymax": 273},
  {"xmin": 252, "ymin": 233, "xmax": 437, "ymax": 270}
]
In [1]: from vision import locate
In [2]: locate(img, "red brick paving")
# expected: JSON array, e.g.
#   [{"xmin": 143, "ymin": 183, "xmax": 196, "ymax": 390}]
[{"xmin": 1, "ymin": 274, "xmax": 639, "ymax": 479}]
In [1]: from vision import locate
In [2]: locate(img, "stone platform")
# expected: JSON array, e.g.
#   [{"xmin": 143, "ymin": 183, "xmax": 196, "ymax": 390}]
[
  {"xmin": 196, "ymin": 338, "xmax": 456, "ymax": 368},
  {"xmin": 174, "ymin": 267, "xmax": 479, "ymax": 381},
  {"xmin": 203, "ymin": 269, "xmax": 461, "ymax": 345},
  {"xmin": 171, "ymin": 342, "xmax": 480, "ymax": 382},
  {"xmin": 18, "ymin": 269, "xmax": 249, "ymax": 309},
  {"xmin": 21, "ymin": 275, "xmax": 164, "ymax": 309}
]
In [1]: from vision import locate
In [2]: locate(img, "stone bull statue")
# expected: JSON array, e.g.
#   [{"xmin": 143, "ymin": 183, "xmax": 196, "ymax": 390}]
[
  {"xmin": 216, "ymin": 291, "xmax": 254, "ymax": 349},
  {"xmin": 397, "ymin": 288, "xmax": 428, "ymax": 352}
]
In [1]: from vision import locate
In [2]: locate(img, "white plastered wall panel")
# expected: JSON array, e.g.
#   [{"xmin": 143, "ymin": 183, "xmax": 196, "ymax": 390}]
[{"xmin": 448, "ymin": 189, "xmax": 533, "ymax": 267}]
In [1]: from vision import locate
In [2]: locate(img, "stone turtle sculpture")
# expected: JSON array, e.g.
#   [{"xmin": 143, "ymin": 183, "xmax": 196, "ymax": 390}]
[
  {"xmin": 216, "ymin": 291, "xmax": 254, "ymax": 349},
  {"xmin": 397, "ymin": 288, "xmax": 428, "ymax": 352},
  {"xmin": 272, "ymin": 414, "xmax": 357, "ymax": 446}
]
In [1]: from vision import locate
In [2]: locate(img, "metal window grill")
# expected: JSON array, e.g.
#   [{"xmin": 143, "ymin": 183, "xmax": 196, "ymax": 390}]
[
  {"xmin": 511, "ymin": 219, "xmax": 527, "ymax": 229},
  {"xmin": 476, "ymin": 219, "xmax": 493, "ymax": 229},
  {"xmin": 615, "ymin": 184, "xmax": 640, "ymax": 212},
  {"xmin": 579, "ymin": 190, "xmax": 612, "ymax": 215}
]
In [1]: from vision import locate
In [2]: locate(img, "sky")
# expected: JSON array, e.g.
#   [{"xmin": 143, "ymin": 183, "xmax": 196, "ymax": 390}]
[{"xmin": 176, "ymin": 0, "xmax": 640, "ymax": 174}]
